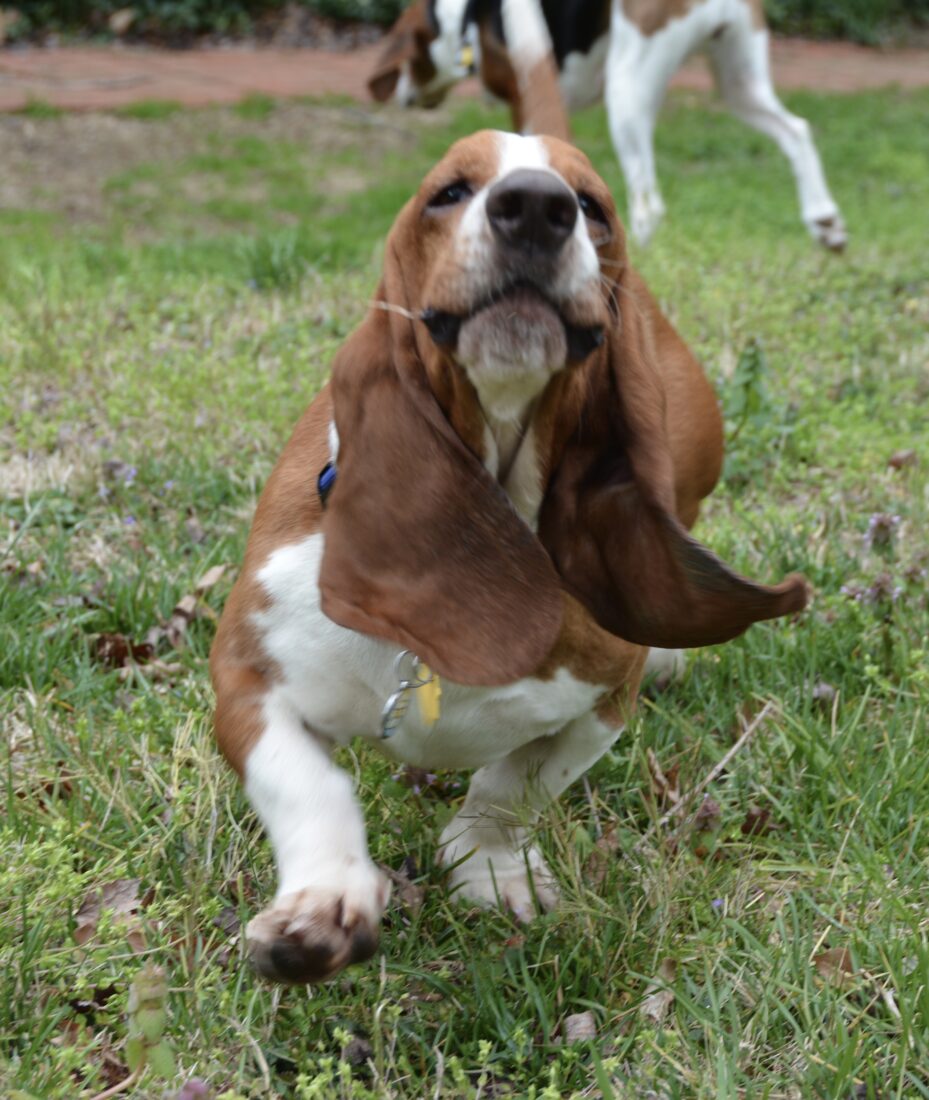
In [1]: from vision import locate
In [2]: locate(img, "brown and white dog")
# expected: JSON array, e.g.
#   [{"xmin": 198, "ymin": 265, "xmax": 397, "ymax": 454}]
[
  {"xmin": 210, "ymin": 110, "xmax": 808, "ymax": 982},
  {"xmin": 369, "ymin": 0, "xmax": 847, "ymax": 250}
]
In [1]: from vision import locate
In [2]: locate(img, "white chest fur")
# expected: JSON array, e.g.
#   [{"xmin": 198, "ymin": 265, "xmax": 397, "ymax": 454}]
[{"xmin": 252, "ymin": 533, "xmax": 604, "ymax": 770}]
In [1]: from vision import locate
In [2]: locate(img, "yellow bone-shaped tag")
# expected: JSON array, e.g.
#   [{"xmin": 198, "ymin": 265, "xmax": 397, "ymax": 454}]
[{"xmin": 416, "ymin": 662, "xmax": 442, "ymax": 726}]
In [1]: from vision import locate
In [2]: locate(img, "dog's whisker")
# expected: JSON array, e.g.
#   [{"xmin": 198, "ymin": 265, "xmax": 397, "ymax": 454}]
[{"xmin": 369, "ymin": 300, "xmax": 419, "ymax": 321}]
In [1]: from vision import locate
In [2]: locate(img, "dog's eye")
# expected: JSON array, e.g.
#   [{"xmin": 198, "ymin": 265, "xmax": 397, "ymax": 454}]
[
  {"xmin": 427, "ymin": 180, "xmax": 473, "ymax": 209},
  {"xmin": 577, "ymin": 191, "xmax": 607, "ymax": 225}
]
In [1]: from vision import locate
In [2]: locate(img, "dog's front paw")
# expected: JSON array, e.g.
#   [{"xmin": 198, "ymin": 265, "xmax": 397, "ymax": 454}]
[
  {"xmin": 441, "ymin": 834, "xmax": 558, "ymax": 921},
  {"xmin": 247, "ymin": 863, "xmax": 390, "ymax": 984},
  {"xmin": 810, "ymin": 212, "xmax": 847, "ymax": 252}
]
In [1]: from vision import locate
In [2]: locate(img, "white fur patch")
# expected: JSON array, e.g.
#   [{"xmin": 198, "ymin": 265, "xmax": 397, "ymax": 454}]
[
  {"xmin": 501, "ymin": 0, "xmax": 553, "ymax": 70},
  {"xmin": 559, "ymin": 33, "xmax": 610, "ymax": 110},
  {"xmin": 252, "ymin": 533, "xmax": 605, "ymax": 769}
]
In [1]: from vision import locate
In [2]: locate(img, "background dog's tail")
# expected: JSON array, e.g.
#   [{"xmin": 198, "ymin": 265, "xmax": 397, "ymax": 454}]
[{"xmin": 498, "ymin": 0, "xmax": 571, "ymax": 141}]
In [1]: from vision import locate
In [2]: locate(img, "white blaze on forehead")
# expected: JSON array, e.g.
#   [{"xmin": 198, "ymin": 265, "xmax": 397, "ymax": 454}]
[
  {"xmin": 495, "ymin": 131, "xmax": 551, "ymax": 178},
  {"xmin": 454, "ymin": 130, "xmax": 600, "ymax": 302},
  {"xmin": 457, "ymin": 131, "xmax": 553, "ymax": 249}
]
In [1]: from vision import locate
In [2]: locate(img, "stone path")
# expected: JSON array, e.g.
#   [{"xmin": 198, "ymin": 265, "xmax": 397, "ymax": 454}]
[{"xmin": 1, "ymin": 37, "xmax": 927, "ymax": 112}]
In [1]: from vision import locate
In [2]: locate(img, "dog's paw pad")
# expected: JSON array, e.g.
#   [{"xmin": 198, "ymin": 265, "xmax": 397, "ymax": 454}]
[{"xmin": 246, "ymin": 871, "xmax": 388, "ymax": 984}]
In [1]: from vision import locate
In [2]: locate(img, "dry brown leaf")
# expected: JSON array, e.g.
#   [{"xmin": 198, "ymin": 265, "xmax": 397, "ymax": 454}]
[
  {"xmin": 562, "ymin": 1011, "xmax": 597, "ymax": 1043},
  {"xmin": 383, "ymin": 863, "xmax": 425, "ymax": 915},
  {"xmin": 692, "ymin": 796, "xmax": 722, "ymax": 832},
  {"xmin": 641, "ymin": 958, "xmax": 677, "ymax": 1024},
  {"xmin": 811, "ymin": 681, "xmax": 837, "ymax": 712},
  {"xmin": 740, "ymin": 805, "xmax": 775, "ymax": 837},
  {"xmin": 888, "ymin": 449, "xmax": 917, "ymax": 470},
  {"xmin": 185, "ymin": 514, "xmax": 206, "ymax": 544},
  {"xmin": 74, "ymin": 878, "xmax": 150, "ymax": 951},
  {"xmin": 341, "ymin": 1036, "xmax": 374, "ymax": 1067},
  {"xmin": 92, "ymin": 632, "xmax": 155, "ymax": 669},
  {"xmin": 118, "ymin": 657, "xmax": 184, "ymax": 683},
  {"xmin": 647, "ymin": 748, "xmax": 680, "ymax": 809},
  {"xmin": 148, "ymin": 592, "xmax": 201, "ymax": 650},
  {"xmin": 813, "ymin": 947, "xmax": 855, "ymax": 987},
  {"xmin": 195, "ymin": 564, "xmax": 227, "ymax": 594},
  {"xmin": 585, "ymin": 826, "xmax": 620, "ymax": 888}
]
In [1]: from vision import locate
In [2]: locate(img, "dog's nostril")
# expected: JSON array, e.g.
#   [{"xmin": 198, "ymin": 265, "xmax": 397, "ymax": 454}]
[
  {"xmin": 496, "ymin": 191, "xmax": 524, "ymax": 223},
  {"xmin": 547, "ymin": 194, "xmax": 577, "ymax": 231},
  {"xmin": 486, "ymin": 168, "xmax": 578, "ymax": 253}
]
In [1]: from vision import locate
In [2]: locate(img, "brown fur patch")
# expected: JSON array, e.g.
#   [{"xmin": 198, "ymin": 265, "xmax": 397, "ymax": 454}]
[
  {"xmin": 622, "ymin": 0, "xmax": 765, "ymax": 35},
  {"xmin": 368, "ymin": 0, "xmax": 438, "ymax": 101},
  {"xmin": 210, "ymin": 389, "xmax": 333, "ymax": 774}
]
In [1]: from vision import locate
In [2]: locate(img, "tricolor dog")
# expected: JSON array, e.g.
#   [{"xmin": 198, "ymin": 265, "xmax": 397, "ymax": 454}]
[
  {"xmin": 369, "ymin": 0, "xmax": 847, "ymax": 250},
  {"xmin": 210, "ymin": 120, "xmax": 808, "ymax": 983}
]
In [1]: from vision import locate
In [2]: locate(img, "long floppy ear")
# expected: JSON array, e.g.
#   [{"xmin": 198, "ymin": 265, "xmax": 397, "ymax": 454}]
[
  {"xmin": 538, "ymin": 279, "xmax": 808, "ymax": 650},
  {"xmin": 367, "ymin": 1, "xmax": 433, "ymax": 102},
  {"xmin": 318, "ymin": 300, "xmax": 563, "ymax": 686}
]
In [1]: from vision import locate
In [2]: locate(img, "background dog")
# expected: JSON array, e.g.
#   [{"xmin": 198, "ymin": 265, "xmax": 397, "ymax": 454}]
[{"xmin": 369, "ymin": 0, "xmax": 847, "ymax": 250}]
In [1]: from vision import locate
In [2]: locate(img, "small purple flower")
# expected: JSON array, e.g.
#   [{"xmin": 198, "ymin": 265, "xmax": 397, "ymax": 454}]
[
  {"xmin": 865, "ymin": 513, "xmax": 901, "ymax": 550},
  {"xmin": 122, "ymin": 465, "xmax": 138, "ymax": 485},
  {"xmin": 123, "ymin": 515, "xmax": 137, "ymax": 526},
  {"xmin": 163, "ymin": 479, "xmax": 175, "ymax": 492},
  {"xmin": 712, "ymin": 898, "xmax": 724, "ymax": 911}
]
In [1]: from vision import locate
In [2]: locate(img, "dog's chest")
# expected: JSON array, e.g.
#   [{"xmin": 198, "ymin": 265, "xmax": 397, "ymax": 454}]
[{"xmin": 253, "ymin": 534, "xmax": 605, "ymax": 770}]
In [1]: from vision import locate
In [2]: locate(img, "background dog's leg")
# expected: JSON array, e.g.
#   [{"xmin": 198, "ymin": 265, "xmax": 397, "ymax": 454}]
[
  {"xmin": 606, "ymin": 4, "xmax": 707, "ymax": 245},
  {"xmin": 708, "ymin": 21, "xmax": 847, "ymax": 250},
  {"xmin": 229, "ymin": 687, "xmax": 389, "ymax": 983},
  {"xmin": 605, "ymin": 50, "xmax": 665, "ymax": 246},
  {"xmin": 438, "ymin": 711, "xmax": 623, "ymax": 919}
]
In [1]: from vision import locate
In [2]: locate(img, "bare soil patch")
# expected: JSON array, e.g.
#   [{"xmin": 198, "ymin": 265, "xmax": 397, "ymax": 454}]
[{"xmin": 0, "ymin": 100, "xmax": 419, "ymax": 224}]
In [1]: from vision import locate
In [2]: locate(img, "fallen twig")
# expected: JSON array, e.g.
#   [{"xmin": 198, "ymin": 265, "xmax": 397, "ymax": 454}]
[{"xmin": 633, "ymin": 700, "xmax": 776, "ymax": 854}]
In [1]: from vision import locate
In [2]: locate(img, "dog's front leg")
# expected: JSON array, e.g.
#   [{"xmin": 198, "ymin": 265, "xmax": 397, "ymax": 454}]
[
  {"xmin": 225, "ymin": 688, "xmax": 389, "ymax": 984},
  {"xmin": 438, "ymin": 710, "xmax": 623, "ymax": 920}
]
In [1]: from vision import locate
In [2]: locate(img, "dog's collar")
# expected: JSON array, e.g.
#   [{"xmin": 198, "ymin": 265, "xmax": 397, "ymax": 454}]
[
  {"xmin": 317, "ymin": 461, "xmax": 337, "ymax": 507},
  {"xmin": 381, "ymin": 651, "xmax": 442, "ymax": 738},
  {"xmin": 457, "ymin": 41, "xmax": 477, "ymax": 76}
]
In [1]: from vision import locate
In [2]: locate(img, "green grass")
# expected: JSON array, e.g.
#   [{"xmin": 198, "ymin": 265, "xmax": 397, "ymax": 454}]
[
  {"xmin": 1, "ymin": 89, "xmax": 928, "ymax": 1098},
  {"xmin": 17, "ymin": 97, "xmax": 65, "ymax": 119},
  {"xmin": 117, "ymin": 99, "xmax": 184, "ymax": 121}
]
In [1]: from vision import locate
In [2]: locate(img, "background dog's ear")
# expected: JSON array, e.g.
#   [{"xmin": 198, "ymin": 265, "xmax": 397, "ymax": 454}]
[
  {"xmin": 367, "ymin": 1, "xmax": 434, "ymax": 103},
  {"xmin": 318, "ymin": 308, "xmax": 563, "ymax": 687},
  {"xmin": 539, "ymin": 279, "xmax": 808, "ymax": 649}
]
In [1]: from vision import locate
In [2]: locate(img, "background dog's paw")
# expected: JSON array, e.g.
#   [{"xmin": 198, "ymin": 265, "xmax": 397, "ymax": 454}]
[
  {"xmin": 811, "ymin": 213, "xmax": 848, "ymax": 252},
  {"xmin": 246, "ymin": 864, "xmax": 390, "ymax": 984},
  {"xmin": 442, "ymin": 840, "xmax": 558, "ymax": 921}
]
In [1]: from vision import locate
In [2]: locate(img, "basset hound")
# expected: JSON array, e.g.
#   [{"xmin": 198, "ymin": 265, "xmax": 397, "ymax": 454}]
[
  {"xmin": 368, "ymin": 0, "xmax": 847, "ymax": 250},
  {"xmin": 210, "ymin": 118, "xmax": 808, "ymax": 983}
]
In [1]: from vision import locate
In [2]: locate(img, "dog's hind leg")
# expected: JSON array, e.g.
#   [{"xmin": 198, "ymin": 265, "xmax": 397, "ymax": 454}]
[
  {"xmin": 438, "ymin": 710, "xmax": 624, "ymax": 920},
  {"xmin": 215, "ymin": 682, "xmax": 389, "ymax": 984},
  {"xmin": 707, "ymin": 16, "xmax": 846, "ymax": 250}
]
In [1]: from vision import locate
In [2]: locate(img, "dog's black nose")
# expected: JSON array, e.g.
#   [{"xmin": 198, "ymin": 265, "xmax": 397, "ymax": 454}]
[{"xmin": 486, "ymin": 169, "xmax": 578, "ymax": 254}]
